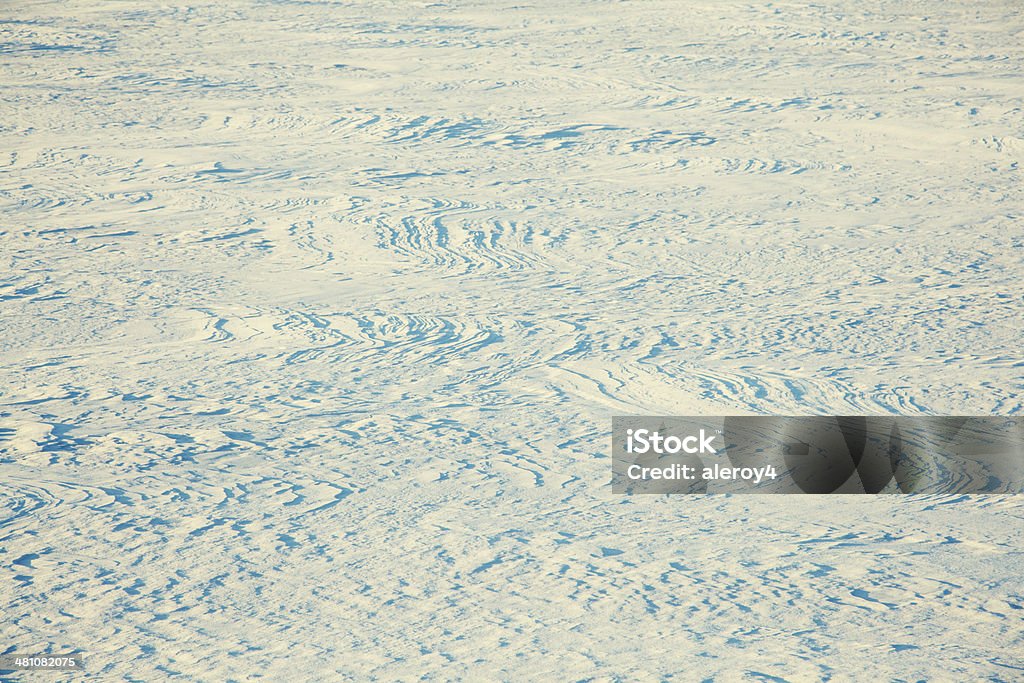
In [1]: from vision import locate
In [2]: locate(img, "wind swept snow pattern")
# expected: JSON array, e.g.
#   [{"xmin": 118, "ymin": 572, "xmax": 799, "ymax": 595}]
[{"xmin": 2, "ymin": 0, "xmax": 1024, "ymax": 680}]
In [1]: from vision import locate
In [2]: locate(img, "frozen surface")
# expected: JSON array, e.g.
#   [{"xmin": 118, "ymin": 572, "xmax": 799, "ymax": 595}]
[{"xmin": 2, "ymin": 0, "xmax": 1023, "ymax": 679}]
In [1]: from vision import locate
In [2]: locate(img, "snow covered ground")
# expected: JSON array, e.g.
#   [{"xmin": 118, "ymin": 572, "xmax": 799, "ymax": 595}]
[{"xmin": 2, "ymin": 0, "xmax": 1023, "ymax": 679}]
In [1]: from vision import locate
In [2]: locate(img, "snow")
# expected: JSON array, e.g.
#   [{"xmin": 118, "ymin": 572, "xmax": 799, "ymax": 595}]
[{"xmin": 2, "ymin": 0, "xmax": 1023, "ymax": 679}]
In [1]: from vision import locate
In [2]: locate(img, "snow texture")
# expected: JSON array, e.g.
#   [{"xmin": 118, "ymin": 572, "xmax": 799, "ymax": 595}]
[{"xmin": 2, "ymin": 0, "xmax": 1023, "ymax": 680}]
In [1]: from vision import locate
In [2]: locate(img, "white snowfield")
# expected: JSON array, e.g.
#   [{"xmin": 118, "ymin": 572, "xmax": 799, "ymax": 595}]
[{"xmin": 2, "ymin": 0, "xmax": 1023, "ymax": 679}]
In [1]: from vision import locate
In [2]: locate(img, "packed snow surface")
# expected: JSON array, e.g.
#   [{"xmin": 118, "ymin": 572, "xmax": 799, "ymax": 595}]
[{"xmin": 2, "ymin": 0, "xmax": 1023, "ymax": 679}]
